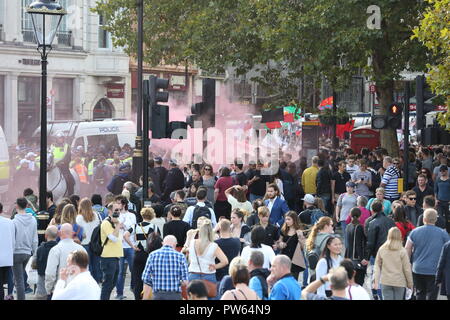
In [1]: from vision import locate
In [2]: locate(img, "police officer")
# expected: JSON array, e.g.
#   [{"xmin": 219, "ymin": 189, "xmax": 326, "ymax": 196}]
[{"xmin": 51, "ymin": 132, "xmax": 75, "ymax": 195}]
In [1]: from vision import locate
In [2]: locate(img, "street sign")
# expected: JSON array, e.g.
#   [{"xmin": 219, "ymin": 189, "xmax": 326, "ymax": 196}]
[{"xmin": 47, "ymin": 97, "xmax": 52, "ymax": 107}]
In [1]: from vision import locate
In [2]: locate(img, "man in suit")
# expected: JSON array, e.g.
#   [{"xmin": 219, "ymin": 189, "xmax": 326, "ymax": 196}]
[{"xmin": 264, "ymin": 183, "xmax": 290, "ymax": 227}]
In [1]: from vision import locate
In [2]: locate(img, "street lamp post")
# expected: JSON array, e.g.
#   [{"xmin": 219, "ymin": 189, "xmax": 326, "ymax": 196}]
[{"xmin": 27, "ymin": 0, "xmax": 66, "ymax": 212}]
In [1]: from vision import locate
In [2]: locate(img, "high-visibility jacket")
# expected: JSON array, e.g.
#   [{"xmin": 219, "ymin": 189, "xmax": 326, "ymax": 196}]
[
  {"xmin": 74, "ymin": 163, "xmax": 88, "ymax": 184},
  {"xmin": 87, "ymin": 159, "xmax": 95, "ymax": 176},
  {"xmin": 51, "ymin": 144, "xmax": 69, "ymax": 163}
]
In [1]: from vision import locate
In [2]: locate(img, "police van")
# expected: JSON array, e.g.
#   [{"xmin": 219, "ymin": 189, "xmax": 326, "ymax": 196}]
[
  {"xmin": 33, "ymin": 119, "xmax": 136, "ymax": 152},
  {"xmin": 0, "ymin": 126, "xmax": 10, "ymax": 195}
]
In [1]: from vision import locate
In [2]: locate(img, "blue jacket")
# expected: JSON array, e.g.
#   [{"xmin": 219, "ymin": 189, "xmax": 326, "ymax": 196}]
[
  {"xmin": 436, "ymin": 240, "xmax": 450, "ymax": 295},
  {"xmin": 269, "ymin": 274, "xmax": 301, "ymax": 300},
  {"xmin": 264, "ymin": 197, "xmax": 290, "ymax": 227}
]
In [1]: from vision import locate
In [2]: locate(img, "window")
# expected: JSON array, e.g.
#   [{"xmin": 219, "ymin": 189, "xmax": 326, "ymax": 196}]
[
  {"xmin": 53, "ymin": 78, "xmax": 73, "ymax": 120},
  {"xmin": 21, "ymin": 0, "xmax": 35, "ymax": 43},
  {"xmin": 98, "ymin": 15, "xmax": 110, "ymax": 49}
]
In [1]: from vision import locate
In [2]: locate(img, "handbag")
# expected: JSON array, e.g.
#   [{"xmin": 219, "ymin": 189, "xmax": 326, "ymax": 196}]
[
  {"xmin": 351, "ymin": 225, "xmax": 365, "ymax": 270},
  {"xmin": 193, "ymin": 241, "xmax": 217, "ymax": 298}
]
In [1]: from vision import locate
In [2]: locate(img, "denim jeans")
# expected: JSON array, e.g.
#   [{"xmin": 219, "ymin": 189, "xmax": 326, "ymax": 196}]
[
  {"xmin": 116, "ymin": 247, "xmax": 135, "ymax": 296},
  {"xmin": 12, "ymin": 254, "xmax": 31, "ymax": 300},
  {"xmin": 188, "ymin": 272, "xmax": 218, "ymax": 300},
  {"xmin": 318, "ymin": 193, "xmax": 332, "ymax": 216},
  {"xmin": 7, "ymin": 267, "xmax": 14, "ymax": 295},
  {"xmin": 382, "ymin": 285, "xmax": 405, "ymax": 300},
  {"xmin": 100, "ymin": 257, "xmax": 119, "ymax": 300},
  {"xmin": 83, "ymin": 244, "xmax": 102, "ymax": 283}
]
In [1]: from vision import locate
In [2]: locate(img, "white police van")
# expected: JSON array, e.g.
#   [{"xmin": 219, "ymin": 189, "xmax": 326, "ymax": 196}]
[{"xmin": 33, "ymin": 119, "xmax": 136, "ymax": 152}]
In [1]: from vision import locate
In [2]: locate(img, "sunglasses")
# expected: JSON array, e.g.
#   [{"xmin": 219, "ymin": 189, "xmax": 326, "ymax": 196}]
[
  {"xmin": 409, "ymin": 198, "xmax": 416, "ymax": 200},
  {"xmin": 205, "ymin": 168, "xmax": 212, "ymax": 171}
]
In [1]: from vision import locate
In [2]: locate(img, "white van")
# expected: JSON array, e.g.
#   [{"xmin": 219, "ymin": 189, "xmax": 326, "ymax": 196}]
[
  {"xmin": 0, "ymin": 126, "xmax": 10, "ymax": 194},
  {"xmin": 33, "ymin": 119, "xmax": 136, "ymax": 152}
]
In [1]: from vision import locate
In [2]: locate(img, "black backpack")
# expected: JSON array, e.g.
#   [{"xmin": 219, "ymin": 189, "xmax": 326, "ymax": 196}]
[
  {"xmin": 192, "ymin": 205, "xmax": 211, "ymax": 229},
  {"xmin": 306, "ymin": 235, "xmax": 330, "ymax": 270},
  {"xmin": 90, "ymin": 220, "xmax": 113, "ymax": 256}
]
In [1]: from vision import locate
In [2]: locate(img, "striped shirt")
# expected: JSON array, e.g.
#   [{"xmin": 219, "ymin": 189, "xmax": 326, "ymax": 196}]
[
  {"xmin": 381, "ymin": 165, "xmax": 400, "ymax": 199},
  {"xmin": 141, "ymin": 245, "xmax": 188, "ymax": 293},
  {"xmin": 128, "ymin": 222, "xmax": 160, "ymax": 252}
]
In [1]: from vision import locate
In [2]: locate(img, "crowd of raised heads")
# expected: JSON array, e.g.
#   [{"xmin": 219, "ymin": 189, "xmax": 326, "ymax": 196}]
[{"xmin": 1, "ymin": 142, "xmax": 449, "ymax": 300}]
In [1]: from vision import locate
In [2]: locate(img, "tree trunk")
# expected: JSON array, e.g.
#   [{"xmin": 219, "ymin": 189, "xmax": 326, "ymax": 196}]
[{"xmin": 376, "ymin": 84, "xmax": 400, "ymax": 157}]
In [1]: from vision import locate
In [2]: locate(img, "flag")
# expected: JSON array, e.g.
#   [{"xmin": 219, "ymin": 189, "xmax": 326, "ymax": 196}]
[
  {"xmin": 318, "ymin": 97, "xmax": 333, "ymax": 111},
  {"xmin": 283, "ymin": 106, "xmax": 300, "ymax": 122},
  {"xmin": 261, "ymin": 107, "xmax": 284, "ymax": 123},
  {"xmin": 336, "ymin": 120, "xmax": 355, "ymax": 139},
  {"xmin": 264, "ymin": 121, "xmax": 282, "ymax": 129}
]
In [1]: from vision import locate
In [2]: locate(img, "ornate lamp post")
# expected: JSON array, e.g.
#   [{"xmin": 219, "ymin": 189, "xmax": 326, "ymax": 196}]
[{"xmin": 27, "ymin": 0, "xmax": 66, "ymax": 211}]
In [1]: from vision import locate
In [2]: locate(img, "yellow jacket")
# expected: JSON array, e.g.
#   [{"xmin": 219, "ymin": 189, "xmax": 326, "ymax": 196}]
[{"xmin": 301, "ymin": 165, "xmax": 319, "ymax": 194}]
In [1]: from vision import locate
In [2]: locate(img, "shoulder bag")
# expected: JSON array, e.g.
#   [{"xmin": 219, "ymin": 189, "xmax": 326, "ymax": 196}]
[{"xmin": 193, "ymin": 241, "xmax": 217, "ymax": 298}]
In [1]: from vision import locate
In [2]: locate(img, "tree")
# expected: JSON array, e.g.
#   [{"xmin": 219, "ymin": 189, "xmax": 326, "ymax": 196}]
[
  {"xmin": 94, "ymin": 0, "xmax": 433, "ymax": 155},
  {"xmin": 413, "ymin": 0, "xmax": 450, "ymax": 130}
]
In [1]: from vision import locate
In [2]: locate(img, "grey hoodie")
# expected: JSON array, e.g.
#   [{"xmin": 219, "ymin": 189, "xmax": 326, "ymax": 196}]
[{"xmin": 13, "ymin": 213, "xmax": 38, "ymax": 255}]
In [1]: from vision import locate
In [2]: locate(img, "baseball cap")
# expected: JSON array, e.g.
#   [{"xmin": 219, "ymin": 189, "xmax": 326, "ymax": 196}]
[
  {"xmin": 303, "ymin": 194, "xmax": 315, "ymax": 204},
  {"xmin": 346, "ymin": 181, "xmax": 356, "ymax": 188},
  {"xmin": 26, "ymin": 152, "xmax": 36, "ymax": 158},
  {"xmin": 439, "ymin": 165, "xmax": 448, "ymax": 172},
  {"xmin": 19, "ymin": 159, "xmax": 29, "ymax": 166},
  {"xmin": 169, "ymin": 159, "xmax": 178, "ymax": 166}
]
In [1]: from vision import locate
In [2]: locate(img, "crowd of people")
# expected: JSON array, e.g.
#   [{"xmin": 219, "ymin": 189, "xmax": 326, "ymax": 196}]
[{"xmin": 1, "ymin": 141, "xmax": 450, "ymax": 301}]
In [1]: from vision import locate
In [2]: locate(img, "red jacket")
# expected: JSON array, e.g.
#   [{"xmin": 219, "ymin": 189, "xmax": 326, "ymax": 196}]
[{"xmin": 395, "ymin": 221, "xmax": 415, "ymax": 240}]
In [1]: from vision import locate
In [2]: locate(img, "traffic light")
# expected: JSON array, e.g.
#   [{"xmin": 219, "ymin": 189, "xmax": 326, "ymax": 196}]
[
  {"xmin": 202, "ymin": 78, "xmax": 216, "ymax": 128},
  {"xmin": 147, "ymin": 76, "xmax": 169, "ymax": 139},
  {"xmin": 387, "ymin": 103, "xmax": 403, "ymax": 129},
  {"xmin": 186, "ymin": 78, "xmax": 216, "ymax": 128},
  {"xmin": 371, "ymin": 115, "xmax": 387, "ymax": 129},
  {"xmin": 415, "ymin": 75, "xmax": 435, "ymax": 130}
]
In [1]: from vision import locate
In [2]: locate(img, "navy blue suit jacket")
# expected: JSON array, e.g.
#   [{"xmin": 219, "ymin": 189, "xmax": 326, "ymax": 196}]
[{"xmin": 265, "ymin": 197, "xmax": 290, "ymax": 227}]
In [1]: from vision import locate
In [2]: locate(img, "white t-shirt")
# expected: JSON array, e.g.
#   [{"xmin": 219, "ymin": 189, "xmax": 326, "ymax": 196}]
[
  {"xmin": 315, "ymin": 256, "xmax": 344, "ymax": 296},
  {"xmin": 226, "ymin": 195, "xmax": 253, "ymax": 215},
  {"xmin": 76, "ymin": 214, "xmax": 100, "ymax": 246},
  {"xmin": 241, "ymin": 244, "xmax": 276, "ymax": 269},
  {"xmin": 346, "ymin": 284, "xmax": 370, "ymax": 300},
  {"xmin": 119, "ymin": 211, "xmax": 136, "ymax": 248}
]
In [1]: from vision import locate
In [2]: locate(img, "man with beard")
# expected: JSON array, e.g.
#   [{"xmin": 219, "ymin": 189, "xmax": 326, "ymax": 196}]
[{"xmin": 264, "ymin": 184, "xmax": 290, "ymax": 228}]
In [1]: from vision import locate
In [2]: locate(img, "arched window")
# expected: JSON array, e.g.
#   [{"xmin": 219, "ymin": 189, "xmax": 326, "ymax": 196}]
[{"xmin": 93, "ymin": 98, "xmax": 114, "ymax": 119}]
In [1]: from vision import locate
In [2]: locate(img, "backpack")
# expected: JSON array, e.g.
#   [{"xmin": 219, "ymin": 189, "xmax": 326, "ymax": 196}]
[
  {"xmin": 94, "ymin": 165, "xmax": 106, "ymax": 185},
  {"xmin": 89, "ymin": 219, "xmax": 113, "ymax": 256},
  {"xmin": 192, "ymin": 205, "xmax": 212, "ymax": 229},
  {"xmin": 256, "ymin": 275, "xmax": 269, "ymax": 300},
  {"xmin": 306, "ymin": 235, "xmax": 329, "ymax": 270},
  {"xmin": 138, "ymin": 223, "xmax": 162, "ymax": 253},
  {"xmin": 310, "ymin": 209, "xmax": 325, "ymax": 225}
]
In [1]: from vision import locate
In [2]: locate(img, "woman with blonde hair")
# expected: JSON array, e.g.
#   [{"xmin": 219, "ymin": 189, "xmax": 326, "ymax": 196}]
[
  {"xmin": 182, "ymin": 216, "xmax": 210, "ymax": 255},
  {"xmin": 76, "ymin": 198, "xmax": 101, "ymax": 282},
  {"xmin": 60, "ymin": 204, "xmax": 84, "ymax": 244},
  {"xmin": 188, "ymin": 218, "xmax": 229, "ymax": 299},
  {"xmin": 373, "ymin": 227, "xmax": 413, "ymax": 300},
  {"xmin": 49, "ymin": 198, "xmax": 71, "ymax": 225},
  {"xmin": 221, "ymin": 257, "xmax": 259, "ymax": 300}
]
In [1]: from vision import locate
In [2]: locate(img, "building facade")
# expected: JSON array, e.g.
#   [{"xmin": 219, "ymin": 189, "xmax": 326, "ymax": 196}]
[{"xmin": 0, "ymin": 0, "xmax": 131, "ymax": 146}]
